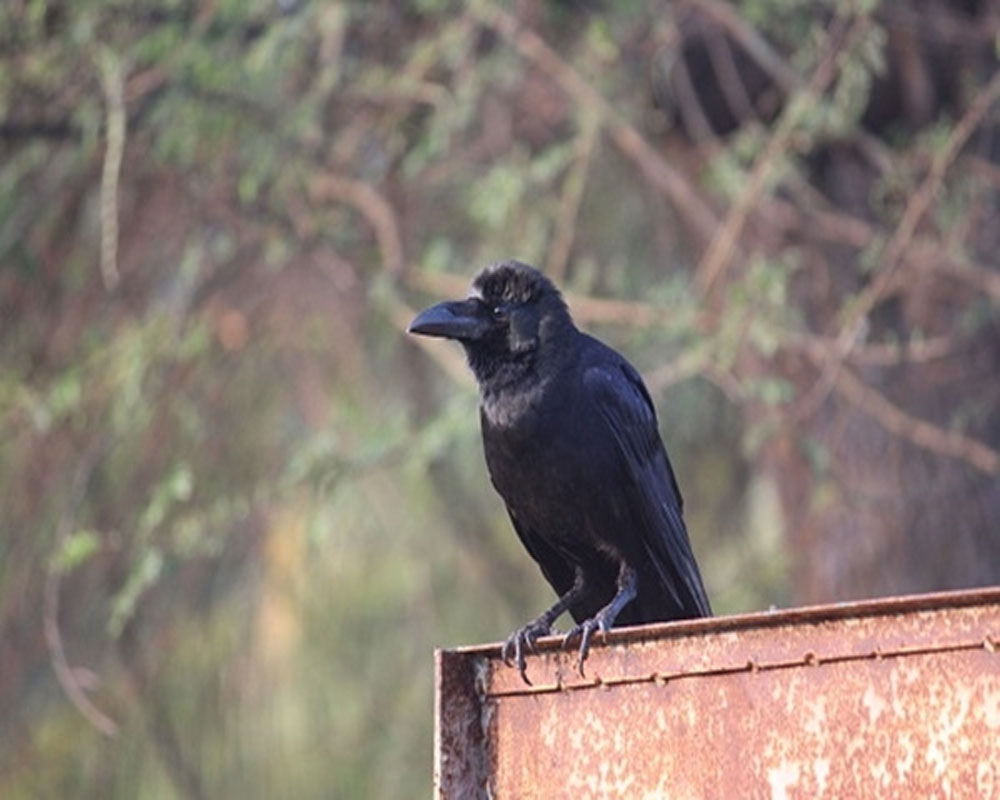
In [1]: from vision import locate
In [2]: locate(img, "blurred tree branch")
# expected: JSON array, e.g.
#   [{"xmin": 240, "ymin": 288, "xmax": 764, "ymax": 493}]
[
  {"xmin": 98, "ymin": 46, "xmax": 126, "ymax": 292},
  {"xmin": 472, "ymin": 0, "xmax": 721, "ymax": 248},
  {"xmin": 546, "ymin": 112, "xmax": 599, "ymax": 282},
  {"xmin": 835, "ymin": 67, "xmax": 1000, "ymax": 349},
  {"xmin": 43, "ymin": 438, "xmax": 117, "ymax": 737},
  {"xmin": 311, "ymin": 173, "xmax": 404, "ymax": 276},
  {"xmin": 694, "ymin": 13, "xmax": 869, "ymax": 298},
  {"xmin": 785, "ymin": 336, "xmax": 1000, "ymax": 475},
  {"xmin": 683, "ymin": 0, "xmax": 799, "ymax": 92}
]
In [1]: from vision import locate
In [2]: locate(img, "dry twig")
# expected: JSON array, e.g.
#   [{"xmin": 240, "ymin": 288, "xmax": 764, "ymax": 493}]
[
  {"xmin": 311, "ymin": 174, "xmax": 404, "ymax": 275},
  {"xmin": 765, "ymin": 196, "xmax": 1000, "ymax": 307},
  {"xmin": 686, "ymin": 0, "xmax": 800, "ymax": 93},
  {"xmin": 832, "ymin": 363, "xmax": 999, "ymax": 476},
  {"xmin": 44, "ymin": 440, "xmax": 118, "ymax": 737},
  {"xmin": 547, "ymin": 113, "xmax": 599, "ymax": 282},
  {"xmin": 473, "ymin": 1, "xmax": 721, "ymax": 248},
  {"xmin": 836, "ymin": 67, "xmax": 1000, "ymax": 348},
  {"xmin": 98, "ymin": 47, "xmax": 126, "ymax": 292},
  {"xmin": 787, "ymin": 336, "xmax": 999, "ymax": 476},
  {"xmin": 694, "ymin": 14, "xmax": 868, "ymax": 297}
]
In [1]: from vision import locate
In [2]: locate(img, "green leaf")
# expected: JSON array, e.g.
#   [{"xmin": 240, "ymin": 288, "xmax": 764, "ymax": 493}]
[
  {"xmin": 51, "ymin": 529, "xmax": 101, "ymax": 572},
  {"xmin": 108, "ymin": 548, "xmax": 164, "ymax": 637}
]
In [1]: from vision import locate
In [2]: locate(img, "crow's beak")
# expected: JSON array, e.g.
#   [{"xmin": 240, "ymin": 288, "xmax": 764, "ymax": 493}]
[{"xmin": 408, "ymin": 300, "xmax": 490, "ymax": 341}]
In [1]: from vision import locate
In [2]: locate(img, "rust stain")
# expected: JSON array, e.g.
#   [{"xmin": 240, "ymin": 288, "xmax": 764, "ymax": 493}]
[{"xmin": 436, "ymin": 588, "xmax": 1000, "ymax": 799}]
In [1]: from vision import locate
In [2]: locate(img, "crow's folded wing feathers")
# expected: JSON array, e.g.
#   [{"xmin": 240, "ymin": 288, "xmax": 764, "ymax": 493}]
[{"xmin": 583, "ymin": 361, "xmax": 712, "ymax": 617}]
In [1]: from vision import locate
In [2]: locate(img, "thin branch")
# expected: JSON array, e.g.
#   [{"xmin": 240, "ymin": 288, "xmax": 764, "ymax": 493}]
[
  {"xmin": 645, "ymin": 348, "xmax": 712, "ymax": 393},
  {"xmin": 609, "ymin": 121, "xmax": 720, "ymax": 246},
  {"xmin": 763, "ymin": 195, "xmax": 875, "ymax": 249},
  {"xmin": 788, "ymin": 336, "xmax": 1000, "ymax": 476},
  {"xmin": 790, "ymin": 331, "xmax": 964, "ymax": 367},
  {"xmin": 686, "ymin": 0, "xmax": 800, "ymax": 93},
  {"xmin": 341, "ymin": 82, "xmax": 451, "ymax": 109},
  {"xmin": 704, "ymin": 30, "xmax": 759, "ymax": 124},
  {"xmin": 964, "ymin": 154, "xmax": 1000, "ymax": 191},
  {"xmin": 836, "ymin": 67, "xmax": 1000, "ymax": 348},
  {"xmin": 832, "ymin": 363, "xmax": 1000, "ymax": 476},
  {"xmin": 310, "ymin": 174, "xmax": 404, "ymax": 276},
  {"xmin": 764, "ymin": 196, "xmax": 1000, "ymax": 307},
  {"xmin": 694, "ymin": 14, "xmax": 867, "ymax": 297},
  {"xmin": 703, "ymin": 364, "xmax": 748, "ymax": 405},
  {"xmin": 44, "ymin": 440, "xmax": 118, "ymax": 737},
  {"xmin": 926, "ymin": 255, "xmax": 1000, "ymax": 305},
  {"xmin": 661, "ymin": 42, "xmax": 719, "ymax": 144},
  {"xmin": 346, "ymin": 14, "xmax": 475, "ymax": 113},
  {"xmin": 97, "ymin": 47, "xmax": 126, "ymax": 292},
  {"xmin": 124, "ymin": 64, "xmax": 169, "ymax": 104},
  {"xmin": 472, "ymin": 0, "xmax": 721, "ymax": 248},
  {"xmin": 546, "ymin": 113, "xmax": 599, "ymax": 282}
]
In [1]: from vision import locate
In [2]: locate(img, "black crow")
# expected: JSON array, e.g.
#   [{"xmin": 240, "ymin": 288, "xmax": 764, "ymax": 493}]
[{"xmin": 409, "ymin": 260, "xmax": 711, "ymax": 681}]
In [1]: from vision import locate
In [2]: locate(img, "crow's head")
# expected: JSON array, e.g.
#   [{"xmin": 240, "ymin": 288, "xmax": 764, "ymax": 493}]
[{"xmin": 408, "ymin": 260, "xmax": 573, "ymax": 383}]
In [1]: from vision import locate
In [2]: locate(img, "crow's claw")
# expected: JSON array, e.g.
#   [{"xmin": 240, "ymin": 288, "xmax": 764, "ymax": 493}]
[
  {"xmin": 562, "ymin": 612, "xmax": 611, "ymax": 676},
  {"xmin": 502, "ymin": 618, "xmax": 553, "ymax": 685}
]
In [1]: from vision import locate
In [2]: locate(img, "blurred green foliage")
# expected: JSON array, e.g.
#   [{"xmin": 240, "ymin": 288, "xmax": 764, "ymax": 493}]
[{"xmin": 2, "ymin": 0, "xmax": 999, "ymax": 796}]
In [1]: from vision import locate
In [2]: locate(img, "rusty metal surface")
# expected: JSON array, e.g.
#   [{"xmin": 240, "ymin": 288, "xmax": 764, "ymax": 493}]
[
  {"xmin": 435, "ymin": 648, "xmax": 490, "ymax": 798},
  {"xmin": 435, "ymin": 587, "xmax": 1000, "ymax": 799}
]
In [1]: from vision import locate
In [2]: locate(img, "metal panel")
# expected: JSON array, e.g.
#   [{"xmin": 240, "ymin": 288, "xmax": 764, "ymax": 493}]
[{"xmin": 435, "ymin": 588, "xmax": 1000, "ymax": 799}]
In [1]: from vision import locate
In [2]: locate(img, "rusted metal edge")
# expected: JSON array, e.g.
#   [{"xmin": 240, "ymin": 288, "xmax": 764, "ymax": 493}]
[
  {"xmin": 443, "ymin": 586, "xmax": 1000, "ymax": 697},
  {"xmin": 445, "ymin": 585, "xmax": 1000, "ymax": 659},
  {"xmin": 434, "ymin": 648, "xmax": 492, "ymax": 799},
  {"xmin": 484, "ymin": 636, "xmax": 999, "ymax": 698}
]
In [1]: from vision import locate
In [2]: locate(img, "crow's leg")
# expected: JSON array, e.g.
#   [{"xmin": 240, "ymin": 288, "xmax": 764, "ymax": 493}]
[
  {"xmin": 503, "ymin": 566, "xmax": 585, "ymax": 685},
  {"xmin": 562, "ymin": 562, "xmax": 637, "ymax": 676}
]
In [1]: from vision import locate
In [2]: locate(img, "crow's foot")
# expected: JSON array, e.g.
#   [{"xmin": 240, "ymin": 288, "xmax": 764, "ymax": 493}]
[
  {"xmin": 562, "ymin": 610, "xmax": 612, "ymax": 676},
  {"xmin": 501, "ymin": 618, "xmax": 553, "ymax": 685}
]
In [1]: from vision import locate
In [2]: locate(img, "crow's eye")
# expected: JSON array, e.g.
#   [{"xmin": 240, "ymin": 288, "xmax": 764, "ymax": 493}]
[{"xmin": 492, "ymin": 305, "xmax": 508, "ymax": 321}]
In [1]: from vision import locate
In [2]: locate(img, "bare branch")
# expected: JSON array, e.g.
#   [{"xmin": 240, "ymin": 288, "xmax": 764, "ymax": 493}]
[
  {"xmin": 311, "ymin": 174, "xmax": 404, "ymax": 276},
  {"xmin": 925, "ymin": 255, "xmax": 1000, "ymax": 305},
  {"xmin": 547, "ymin": 113, "xmax": 599, "ymax": 282},
  {"xmin": 694, "ymin": 14, "xmax": 868, "ymax": 297},
  {"xmin": 836, "ymin": 67, "xmax": 1000, "ymax": 347},
  {"xmin": 765, "ymin": 196, "xmax": 1000, "ymax": 307},
  {"xmin": 788, "ymin": 336, "xmax": 1000, "ymax": 476},
  {"xmin": 98, "ymin": 47, "xmax": 126, "ymax": 292},
  {"xmin": 660, "ymin": 39, "xmax": 719, "ymax": 144},
  {"xmin": 704, "ymin": 30, "xmax": 760, "ymax": 124},
  {"xmin": 473, "ymin": 1, "xmax": 721, "ymax": 248},
  {"xmin": 791, "ymin": 331, "xmax": 964, "ymax": 367},
  {"xmin": 832, "ymin": 363, "xmax": 1000, "ymax": 476},
  {"xmin": 686, "ymin": 0, "xmax": 800, "ymax": 93},
  {"xmin": 44, "ymin": 441, "xmax": 118, "ymax": 737},
  {"xmin": 644, "ymin": 348, "xmax": 712, "ymax": 393}
]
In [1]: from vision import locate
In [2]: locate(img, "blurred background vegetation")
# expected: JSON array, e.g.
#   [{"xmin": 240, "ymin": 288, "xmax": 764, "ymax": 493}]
[{"xmin": 2, "ymin": 0, "xmax": 999, "ymax": 796}]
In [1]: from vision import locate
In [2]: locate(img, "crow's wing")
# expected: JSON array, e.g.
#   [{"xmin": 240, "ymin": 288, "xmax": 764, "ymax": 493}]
[{"xmin": 584, "ymin": 360, "xmax": 712, "ymax": 618}]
